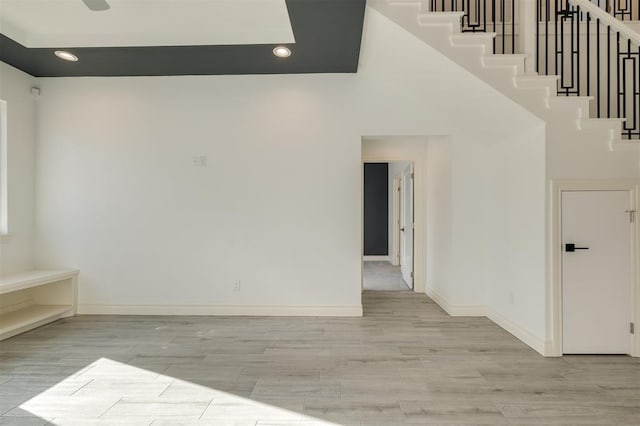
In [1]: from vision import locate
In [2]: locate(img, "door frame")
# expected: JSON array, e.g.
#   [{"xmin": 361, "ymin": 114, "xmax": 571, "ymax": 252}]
[
  {"xmin": 362, "ymin": 158, "xmax": 421, "ymax": 293},
  {"xmin": 399, "ymin": 164, "xmax": 415, "ymax": 289},
  {"xmin": 391, "ymin": 177, "xmax": 401, "ymax": 266},
  {"xmin": 550, "ymin": 179, "xmax": 639, "ymax": 357}
]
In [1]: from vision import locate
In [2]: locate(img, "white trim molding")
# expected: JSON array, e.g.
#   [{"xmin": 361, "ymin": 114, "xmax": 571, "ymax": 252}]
[
  {"xmin": 487, "ymin": 308, "xmax": 550, "ymax": 356},
  {"xmin": 550, "ymin": 179, "xmax": 640, "ymax": 358},
  {"xmin": 78, "ymin": 304, "xmax": 364, "ymax": 317},
  {"xmin": 363, "ymin": 255, "xmax": 390, "ymax": 262},
  {"xmin": 425, "ymin": 287, "xmax": 487, "ymax": 317}
]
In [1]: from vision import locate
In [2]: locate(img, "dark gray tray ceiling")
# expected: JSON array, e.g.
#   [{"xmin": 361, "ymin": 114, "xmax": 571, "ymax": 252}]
[{"xmin": 0, "ymin": 0, "xmax": 366, "ymax": 77}]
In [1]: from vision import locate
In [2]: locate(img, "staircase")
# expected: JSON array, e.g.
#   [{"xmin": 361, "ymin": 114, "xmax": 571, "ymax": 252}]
[{"xmin": 370, "ymin": 0, "xmax": 640, "ymax": 154}]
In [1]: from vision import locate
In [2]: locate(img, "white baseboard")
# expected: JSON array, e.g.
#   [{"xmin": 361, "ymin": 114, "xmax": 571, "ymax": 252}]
[
  {"xmin": 363, "ymin": 256, "xmax": 390, "ymax": 262},
  {"xmin": 425, "ymin": 287, "xmax": 550, "ymax": 356},
  {"xmin": 78, "ymin": 304, "xmax": 363, "ymax": 317},
  {"xmin": 425, "ymin": 287, "xmax": 486, "ymax": 317},
  {"xmin": 486, "ymin": 308, "xmax": 549, "ymax": 356}
]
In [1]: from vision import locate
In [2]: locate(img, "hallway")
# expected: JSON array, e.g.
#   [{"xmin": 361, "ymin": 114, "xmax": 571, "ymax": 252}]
[{"xmin": 363, "ymin": 261, "xmax": 411, "ymax": 291}]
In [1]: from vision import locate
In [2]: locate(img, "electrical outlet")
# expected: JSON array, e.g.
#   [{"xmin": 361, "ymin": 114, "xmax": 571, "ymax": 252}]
[
  {"xmin": 509, "ymin": 292, "xmax": 515, "ymax": 305},
  {"xmin": 233, "ymin": 280, "xmax": 241, "ymax": 291},
  {"xmin": 192, "ymin": 156, "xmax": 207, "ymax": 167}
]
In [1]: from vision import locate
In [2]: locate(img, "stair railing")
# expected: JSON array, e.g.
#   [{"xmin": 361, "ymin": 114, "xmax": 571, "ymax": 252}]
[
  {"xmin": 537, "ymin": 0, "xmax": 640, "ymax": 139},
  {"xmin": 596, "ymin": 0, "xmax": 640, "ymax": 21},
  {"xmin": 580, "ymin": 1, "xmax": 638, "ymax": 21},
  {"xmin": 429, "ymin": 0, "xmax": 518, "ymax": 54},
  {"xmin": 425, "ymin": 0, "xmax": 640, "ymax": 138}
]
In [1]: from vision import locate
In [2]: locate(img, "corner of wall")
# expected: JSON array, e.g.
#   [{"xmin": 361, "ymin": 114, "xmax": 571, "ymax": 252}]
[{"xmin": 425, "ymin": 286, "xmax": 551, "ymax": 356}]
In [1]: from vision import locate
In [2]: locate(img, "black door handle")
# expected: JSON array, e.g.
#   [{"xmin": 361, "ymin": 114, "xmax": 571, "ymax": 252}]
[
  {"xmin": 565, "ymin": 243, "xmax": 589, "ymax": 252},
  {"xmin": 401, "ymin": 228, "xmax": 405, "ymax": 232}
]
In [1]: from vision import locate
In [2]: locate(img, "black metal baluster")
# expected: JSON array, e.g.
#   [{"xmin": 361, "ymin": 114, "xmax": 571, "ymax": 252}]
[
  {"xmin": 554, "ymin": 0, "xmax": 560, "ymax": 75},
  {"xmin": 597, "ymin": 18, "xmax": 602, "ymax": 117},
  {"xmin": 577, "ymin": 6, "xmax": 581, "ymax": 96},
  {"xmin": 628, "ymin": 38, "xmax": 632, "ymax": 135},
  {"xmin": 635, "ymin": 43, "xmax": 640, "ymax": 137},
  {"xmin": 587, "ymin": 11, "xmax": 591, "ymax": 98},
  {"xmin": 637, "ymin": 44, "xmax": 640, "ymax": 137},
  {"xmin": 537, "ymin": 0, "xmax": 541, "ymax": 72},
  {"xmin": 483, "ymin": 0, "xmax": 487, "ymax": 33},
  {"xmin": 462, "ymin": 0, "xmax": 467, "ymax": 29},
  {"xmin": 617, "ymin": 32, "xmax": 621, "ymax": 123},
  {"xmin": 608, "ymin": 25, "xmax": 611, "ymax": 118},
  {"xmin": 511, "ymin": 0, "xmax": 515, "ymax": 54},
  {"xmin": 492, "ymin": 0, "xmax": 507, "ymax": 54},
  {"xmin": 621, "ymin": 42, "xmax": 626, "ymax": 134},
  {"xmin": 495, "ymin": 0, "xmax": 499, "ymax": 53},
  {"xmin": 547, "ymin": 0, "xmax": 551, "ymax": 75}
]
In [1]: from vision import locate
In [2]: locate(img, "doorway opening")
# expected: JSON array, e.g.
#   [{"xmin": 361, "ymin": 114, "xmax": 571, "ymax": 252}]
[{"xmin": 363, "ymin": 161, "xmax": 414, "ymax": 291}]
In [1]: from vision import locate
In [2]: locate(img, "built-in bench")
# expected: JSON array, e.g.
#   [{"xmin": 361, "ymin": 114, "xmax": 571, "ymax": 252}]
[{"xmin": 0, "ymin": 270, "xmax": 79, "ymax": 341}]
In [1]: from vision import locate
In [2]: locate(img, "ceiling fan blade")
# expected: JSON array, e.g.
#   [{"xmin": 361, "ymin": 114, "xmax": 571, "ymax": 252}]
[{"xmin": 82, "ymin": 0, "xmax": 110, "ymax": 11}]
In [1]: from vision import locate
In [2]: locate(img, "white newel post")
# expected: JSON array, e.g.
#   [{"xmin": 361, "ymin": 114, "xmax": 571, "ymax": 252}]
[{"xmin": 519, "ymin": 0, "xmax": 538, "ymax": 74}]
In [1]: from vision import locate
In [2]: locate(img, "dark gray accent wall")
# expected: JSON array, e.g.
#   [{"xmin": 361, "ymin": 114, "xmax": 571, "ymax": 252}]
[
  {"xmin": 0, "ymin": 0, "xmax": 366, "ymax": 77},
  {"xmin": 364, "ymin": 163, "xmax": 389, "ymax": 257}
]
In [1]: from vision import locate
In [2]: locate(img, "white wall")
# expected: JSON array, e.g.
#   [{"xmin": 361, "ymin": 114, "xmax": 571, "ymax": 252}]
[
  {"xmin": 483, "ymin": 124, "xmax": 547, "ymax": 341},
  {"xmin": 0, "ymin": 63, "xmax": 38, "ymax": 277},
  {"xmin": 425, "ymin": 138, "xmax": 452, "ymax": 303},
  {"xmin": 29, "ymin": 7, "xmax": 543, "ymax": 315}
]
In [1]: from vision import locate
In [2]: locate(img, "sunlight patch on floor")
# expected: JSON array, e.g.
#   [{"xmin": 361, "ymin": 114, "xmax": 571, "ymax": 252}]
[{"xmin": 12, "ymin": 358, "xmax": 341, "ymax": 425}]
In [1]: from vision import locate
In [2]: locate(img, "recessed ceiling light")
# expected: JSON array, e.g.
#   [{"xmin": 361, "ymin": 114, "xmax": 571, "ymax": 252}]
[
  {"xmin": 54, "ymin": 51, "xmax": 79, "ymax": 62},
  {"xmin": 273, "ymin": 46, "xmax": 292, "ymax": 58}
]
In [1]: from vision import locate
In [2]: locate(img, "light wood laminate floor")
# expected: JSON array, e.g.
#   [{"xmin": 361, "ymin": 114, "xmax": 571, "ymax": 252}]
[{"xmin": 0, "ymin": 291, "xmax": 639, "ymax": 425}]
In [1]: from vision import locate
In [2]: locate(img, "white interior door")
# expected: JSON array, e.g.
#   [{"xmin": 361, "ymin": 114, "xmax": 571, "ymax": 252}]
[
  {"xmin": 400, "ymin": 166, "xmax": 414, "ymax": 288},
  {"xmin": 562, "ymin": 190, "xmax": 632, "ymax": 354}
]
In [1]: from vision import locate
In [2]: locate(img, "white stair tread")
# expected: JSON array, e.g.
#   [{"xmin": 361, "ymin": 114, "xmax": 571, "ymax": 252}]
[
  {"xmin": 582, "ymin": 117, "xmax": 626, "ymax": 123},
  {"xmin": 452, "ymin": 32, "xmax": 497, "ymax": 41},
  {"xmin": 418, "ymin": 11, "xmax": 465, "ymax": 22},
  {"xmin": 550, "ymin": 95, "xmax": 595, "ymax": 101},
  {"xmin": 484, "ymin": 54, "xmax": 528, "ymax": 61},
  {"xmin": 516, "ymin": 75, "xmax": 560, "ymax": 83},
  {"xmin": 609, "ymin": 140, "xmax": 640, "ymax": 151}
]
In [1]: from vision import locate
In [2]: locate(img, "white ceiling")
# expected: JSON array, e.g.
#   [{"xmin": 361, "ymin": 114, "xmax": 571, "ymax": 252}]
[{"xmin": 0, "ymin": 0, "xmax": 295, "ymax": 48}]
